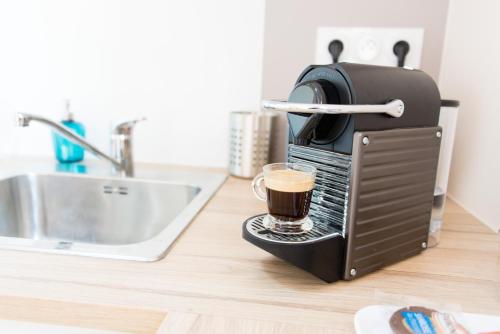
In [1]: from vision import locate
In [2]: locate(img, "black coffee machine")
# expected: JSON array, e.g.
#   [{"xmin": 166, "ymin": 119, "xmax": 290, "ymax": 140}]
[{"xmin": 243, "ymin": 63, "xmax": 442, "ymax": 283}]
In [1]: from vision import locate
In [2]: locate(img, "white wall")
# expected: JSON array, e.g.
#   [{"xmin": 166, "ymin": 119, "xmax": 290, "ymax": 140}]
[
  {"xmin": 0, "ymin": 0, "xmax": 265, "ymax": 167},
  {"xmin": 439, "ymin": 0, "xmax": 500, "ymax": 231}
]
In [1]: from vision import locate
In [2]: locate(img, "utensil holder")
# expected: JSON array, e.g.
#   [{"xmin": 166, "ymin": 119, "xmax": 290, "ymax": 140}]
[{"xmin": 229, "ymin": 111, "xmax": 277, "ymax": 178}]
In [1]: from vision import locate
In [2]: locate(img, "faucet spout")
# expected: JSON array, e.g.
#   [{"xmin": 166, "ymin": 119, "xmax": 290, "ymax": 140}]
[
  {"xmin": 16, "ymin": 113, "xmax": 31, "ymax": 127},
  {"xmin": 15, "ymin": 113, "xmax": 124, "ymax": 175}
]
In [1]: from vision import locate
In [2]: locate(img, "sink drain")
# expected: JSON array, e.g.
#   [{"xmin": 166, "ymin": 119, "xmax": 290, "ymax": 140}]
[
  {"xmin": 54, "ymin": 241, "xmax": 73, "ymax": 250},
  {"xmin": 103, "ymin": 185, "xmax": 129, "ymax": 195}
]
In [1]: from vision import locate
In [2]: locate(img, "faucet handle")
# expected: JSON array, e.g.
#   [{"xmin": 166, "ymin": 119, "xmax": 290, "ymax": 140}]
[{"xmin": 112, "ymin": 117, "xmax": 146, "ymax": 135}]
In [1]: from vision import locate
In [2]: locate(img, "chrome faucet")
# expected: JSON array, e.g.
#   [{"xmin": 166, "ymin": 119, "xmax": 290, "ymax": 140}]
[{"xmin": 15, "ymin": 113, "xmax": 145, "ymax": 177}]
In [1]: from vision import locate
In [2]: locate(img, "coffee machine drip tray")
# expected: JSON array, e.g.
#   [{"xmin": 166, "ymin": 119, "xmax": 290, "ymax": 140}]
[
  {"xmin": 244, "ymin": 214, "xmax": 341, "ymax": 244},
  {"xmin": 242, "ymin": 214, "xmax": 346, "ymax": 282}
]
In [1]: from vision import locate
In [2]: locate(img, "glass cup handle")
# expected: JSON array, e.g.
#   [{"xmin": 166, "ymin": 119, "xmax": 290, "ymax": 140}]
[{"xmin": 251, "ymin": 172, "xmax": 267, "ymax": 201}]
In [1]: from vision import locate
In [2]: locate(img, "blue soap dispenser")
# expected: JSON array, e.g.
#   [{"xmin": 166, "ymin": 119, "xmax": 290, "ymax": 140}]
[{"xmin": 52, "ymin": 100, "xmax": 86, "ymax": 163}]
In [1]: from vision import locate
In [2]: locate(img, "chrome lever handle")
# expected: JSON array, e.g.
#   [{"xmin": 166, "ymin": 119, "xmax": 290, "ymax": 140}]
[
  {"xmin": 112, "ymin": 117, "xmax": 147, "ymax": 135},
  {"xmin": 261, "ymin": 99, "xmax": 404, "ymax": 118}
]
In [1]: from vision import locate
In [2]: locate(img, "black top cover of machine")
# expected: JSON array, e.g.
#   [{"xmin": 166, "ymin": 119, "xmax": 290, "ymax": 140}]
[{"xmin": 287, "ymin": 63, "xmax": 441, "ymax": 153}]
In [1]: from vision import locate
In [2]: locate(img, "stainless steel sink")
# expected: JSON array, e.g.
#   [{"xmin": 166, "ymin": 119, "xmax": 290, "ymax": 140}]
[{"xmin": 0, "ymin": 164, "xmax": 226, "ymax": 261}]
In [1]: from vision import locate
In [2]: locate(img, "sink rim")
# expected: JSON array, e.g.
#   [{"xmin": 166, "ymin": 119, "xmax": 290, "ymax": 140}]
[{"xmin": 0, "ymin": 167, "xmax": 227, "ymax": 261}]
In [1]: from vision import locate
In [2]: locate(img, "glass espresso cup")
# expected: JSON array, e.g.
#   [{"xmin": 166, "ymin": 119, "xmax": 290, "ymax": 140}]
[{"xmin": 252, "ymin": 163, "xmax": 316, "ymax": 234}]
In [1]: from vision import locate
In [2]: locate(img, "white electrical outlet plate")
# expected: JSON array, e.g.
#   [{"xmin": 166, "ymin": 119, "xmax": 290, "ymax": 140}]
[{"xmin": 315, "ymin": 27, "xmax": 424, "ymax": 68}]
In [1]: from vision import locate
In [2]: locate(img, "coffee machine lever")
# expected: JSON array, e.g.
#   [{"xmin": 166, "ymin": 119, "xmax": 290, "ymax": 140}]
[{"xmin": 261, "ymin": 98, "xmax": 405, "ymax": 118}]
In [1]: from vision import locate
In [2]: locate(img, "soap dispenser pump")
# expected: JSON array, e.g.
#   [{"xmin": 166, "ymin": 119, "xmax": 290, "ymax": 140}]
[{"xmin": 52, "ymin": 100, "xmax": 86, "ymax": 163}]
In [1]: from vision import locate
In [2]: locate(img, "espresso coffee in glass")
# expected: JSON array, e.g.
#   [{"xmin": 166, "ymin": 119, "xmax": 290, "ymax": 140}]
[{"xmin": 252, "ymin": 163, "xmax": 316, "ymax": 234}]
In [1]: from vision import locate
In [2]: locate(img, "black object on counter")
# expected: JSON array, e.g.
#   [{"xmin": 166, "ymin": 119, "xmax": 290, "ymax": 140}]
[{"xmin": 244, "ymin": 63, "xmax": 442, "ymax": 283}]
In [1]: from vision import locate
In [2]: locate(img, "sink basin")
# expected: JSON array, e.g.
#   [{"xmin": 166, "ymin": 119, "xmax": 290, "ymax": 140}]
[
  {"xmin": 0, "ymin": 173, "xmax": 200, "ymax": 244},
  {"xmin": 0, "ymin": 167, "xmax": 226, "ymax": 261}
]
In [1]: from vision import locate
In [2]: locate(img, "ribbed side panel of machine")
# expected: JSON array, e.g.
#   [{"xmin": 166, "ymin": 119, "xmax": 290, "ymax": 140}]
[{"xmin": 288, "ymin": 144, "xmax": 351, "ymax": 236}]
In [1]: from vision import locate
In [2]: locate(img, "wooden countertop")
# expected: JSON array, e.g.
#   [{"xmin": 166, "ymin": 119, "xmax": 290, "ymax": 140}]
[{"xmin": 0, "ymin": 176, "xmax": 498, "ymax": 333}]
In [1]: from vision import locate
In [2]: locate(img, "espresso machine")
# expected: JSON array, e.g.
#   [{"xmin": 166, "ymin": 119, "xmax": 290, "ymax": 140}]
[{"xmin": 242, "ymin": 63, "xmax": 442, "ymax": 283}]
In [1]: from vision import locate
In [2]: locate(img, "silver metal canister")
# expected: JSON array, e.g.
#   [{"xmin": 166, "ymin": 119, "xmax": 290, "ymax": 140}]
[{"xmin": 229, "ymin": 111, "xmax": 278, "ymax": 178}]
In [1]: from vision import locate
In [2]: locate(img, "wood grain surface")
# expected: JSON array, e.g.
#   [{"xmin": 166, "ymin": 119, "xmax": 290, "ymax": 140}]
[
  {"xmin": 0, "ymin": 176, "xmax": 498, "ymax": 333},
  {"xmin": 0, "ymin": 295, "xmax": 166, "ymax": 333}
]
